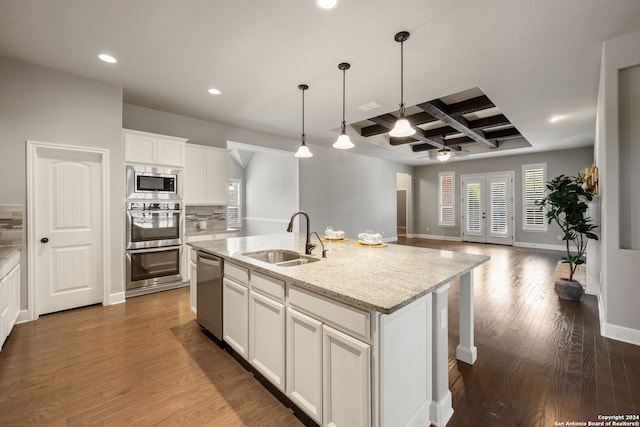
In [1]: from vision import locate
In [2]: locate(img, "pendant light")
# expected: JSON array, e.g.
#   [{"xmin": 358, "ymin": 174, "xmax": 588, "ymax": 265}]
[
  {"xmin": 295, "ymin": 84, "xmax": 313, "ymax": 158},
  {"xmin": 333, "ymin": 62, "xmax": 354, "ymax": 150},
  {"xmin": 389, "ymin": 31, "xmax": 416, "ymax": 138}
]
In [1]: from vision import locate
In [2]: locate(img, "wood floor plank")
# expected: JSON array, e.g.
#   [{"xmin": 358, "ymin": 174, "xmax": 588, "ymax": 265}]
[{"xmin": 1, "ymin": 238, "xmax": 639, "ymax": 426}]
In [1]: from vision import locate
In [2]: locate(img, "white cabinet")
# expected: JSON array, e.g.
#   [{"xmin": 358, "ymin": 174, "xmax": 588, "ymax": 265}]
[
  {"xmin": 123, "ymin": 129, "xmax": 186, "ymax": 167},
  {"xmin": 223, "ymin": 263, "xmax": 249, "ymax": 359},
  {"xmin": 184, "ymin": 144, "xmax": 229, "ymax": 205},
  {"xmin": 1, "ymin": 251, "xmax": 20, "ymax": 351},
  {"xmin": 249, "ymin": 290, "xmax": 285, "ymax": 391},
  {"xmin": 286, "ymin": 284, "xmax": 371, "ymax": 427},
  {"xmin": 286, "ymin": 308, "xmax": 323, "ymax": 424},
  {"xmin": 323, "ymin": 325, "xmax": 371, "ymax": 427}
]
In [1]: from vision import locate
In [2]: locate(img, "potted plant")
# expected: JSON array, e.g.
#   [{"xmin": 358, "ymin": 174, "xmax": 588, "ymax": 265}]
[{"xmin": 537, "ymin": 174, "xmax": 598, "ymax": 301}]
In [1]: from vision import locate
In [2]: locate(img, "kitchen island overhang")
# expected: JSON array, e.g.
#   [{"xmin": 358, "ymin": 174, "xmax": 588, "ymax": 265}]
[{"xmin": 190, "ymin": 234, "xmax": 489, "ymax": 427}]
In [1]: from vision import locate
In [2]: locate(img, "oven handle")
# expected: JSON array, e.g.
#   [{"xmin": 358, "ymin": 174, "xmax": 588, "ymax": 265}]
[
  {"xmin": 128, "ymin": 246, "xmax": 181, "ymax": 254},
  {"xmin": 127, "ymin": 210, "xmax": 183, "ymax": 214}
]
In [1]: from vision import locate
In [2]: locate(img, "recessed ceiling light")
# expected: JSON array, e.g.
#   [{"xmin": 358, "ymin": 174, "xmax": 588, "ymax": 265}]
[
  {"xmin": 207, "ymin": 88, "xmax": 222, "ymax": 95},
  {"xmin": 547, "ymin": 115, "xmax": 565, "ymax": 123},
  {"xmin": 98, "ymin": 54, "xmax": 117, "ymax": 64},
  {"xmin": 316, "ymin": 0, "xmax": 337, "ymax": 9}
]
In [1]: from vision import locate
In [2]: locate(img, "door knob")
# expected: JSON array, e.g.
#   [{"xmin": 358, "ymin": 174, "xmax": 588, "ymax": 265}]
[{"xmin": 41, "ymin": 237, "xmax": 49, "ymax": 243}]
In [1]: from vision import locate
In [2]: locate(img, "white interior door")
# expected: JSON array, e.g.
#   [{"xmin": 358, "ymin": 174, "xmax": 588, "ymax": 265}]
[
  {"xmin": 462, "ymin": 172, "xmax": 514, "ymax": 245},
  {"xmin": 34, "ymin": 146, "xmax": 104, "ymax": 315}
]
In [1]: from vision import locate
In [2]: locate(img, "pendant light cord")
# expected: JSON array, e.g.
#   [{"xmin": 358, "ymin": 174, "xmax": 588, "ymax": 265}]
[
  {"xmin": 341, "ymin": 67, "xmax": 346, "ymax": 132},
  {"xmin": 399, "ymin": 39, "xmax": 405, "ymax": 115},
  {"xmin": 301, "ymin": 87, "xmax": 306, "ymax": 144}
]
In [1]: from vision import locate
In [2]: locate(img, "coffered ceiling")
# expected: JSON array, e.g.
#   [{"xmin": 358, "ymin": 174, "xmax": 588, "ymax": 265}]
[{"xmin": 1, "ymin": 1, "xmax": 639, "ymax": 165}]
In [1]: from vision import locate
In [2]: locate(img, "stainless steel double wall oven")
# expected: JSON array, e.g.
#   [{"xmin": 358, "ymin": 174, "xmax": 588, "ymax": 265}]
[{"xmin": 125, "ymin": 165, "xmax": 184, "ymax": 295}]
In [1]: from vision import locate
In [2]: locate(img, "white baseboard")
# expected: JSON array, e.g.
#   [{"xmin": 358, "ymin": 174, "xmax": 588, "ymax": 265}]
[
  {"xmin": 108, "ymin": 292, "xmax": 126, "ymax": 305},
  {"xmin": 514, "ymin": 241, "xmax": 565, "ymax": 251},
  {"xmin": 16, "ymin": 309, "xmax": 30, "ymax": 324},
  {"xmin": 408, "ymin": 234, "xmax": 463, "ymax": 242},
  {"xmin": 597, "ymin": 293, "xmax": 640, "ymax": 346},
  {"xmin": 382, "ymin": 236, "xmax": 398, "ymax": 243}
]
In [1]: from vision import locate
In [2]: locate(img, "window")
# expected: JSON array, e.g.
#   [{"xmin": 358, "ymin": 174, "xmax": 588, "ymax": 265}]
[
  {"xmin": 228, "ymin": 179, "xmax": 241, "ymax": 228},
  {"xmin": 438, "ymin": 172, "xmax": 455, "ymax": 226},
  {"xmin": 522, "ymin": 163, "xmax": 547, "ymax": 231}
]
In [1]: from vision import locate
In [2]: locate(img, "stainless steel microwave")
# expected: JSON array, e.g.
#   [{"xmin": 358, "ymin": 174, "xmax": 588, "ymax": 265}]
[{"xmin": 126, "ymin": 165, "xmax": 182, "ymax": 200}]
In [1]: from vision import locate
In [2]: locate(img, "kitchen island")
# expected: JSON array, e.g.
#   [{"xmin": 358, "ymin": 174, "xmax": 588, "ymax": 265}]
[{"xmin": 190, "ymin": 234, "xmax": 489, "ymax": 427}]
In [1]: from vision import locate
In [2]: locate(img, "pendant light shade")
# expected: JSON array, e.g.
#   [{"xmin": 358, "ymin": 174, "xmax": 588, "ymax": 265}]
[
  {"xmin": 333, "ymin": 62, "xmax": 354, "ymax": 150},
  {"xmin": 389, "ymin": 31, "xmax": 416, "ymax": 138},
  {"xmin": 295, "ymin": 84, "xmax": 313, "ymax": 158}
]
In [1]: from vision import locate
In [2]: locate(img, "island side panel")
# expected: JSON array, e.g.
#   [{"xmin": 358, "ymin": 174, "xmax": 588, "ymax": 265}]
[
  {"xmin": 430, "ymin": 283, "xmax": 454, "ymax": 427},
  {"xmin": 377, "ymin": 292, "xmax": 432, "ymax": 427},
  {"xmin": 456, "ymin": 271, "xmax": 477, "ymax": 364}
]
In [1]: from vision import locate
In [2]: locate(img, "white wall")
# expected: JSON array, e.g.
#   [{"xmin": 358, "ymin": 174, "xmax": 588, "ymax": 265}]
[
  {"xmin": 595, "ymin": 30, "xmax": 640, "ymax": 345},
  {"xmin": 0, "ymin": 56, "xmax": 124, "ymax": 310},
  {"xmin": 123, "ymin": 104, "xmax": 299, "ymax": 152},
  {"xmin": 244, "ymin": 150, "xmax": 298, "ymax": 236},
  {"xmin": 413, "ymin": 147, "xmax": 594, "ymax": 247},
  {"xmin": 299, "ymin": 144, "xmax": 413, "ymax": 241}
]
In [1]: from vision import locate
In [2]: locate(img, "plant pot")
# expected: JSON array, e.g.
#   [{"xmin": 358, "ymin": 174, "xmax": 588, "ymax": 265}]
[{"xmin": 555, "ymin": 278, "xmax": 584, "ymax": 301}]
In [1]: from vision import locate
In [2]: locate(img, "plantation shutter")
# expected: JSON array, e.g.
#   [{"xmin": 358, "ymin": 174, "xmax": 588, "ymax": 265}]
[
  {"xmin": 522, "ymin": 164, "xmax": 547, "ymax": 231},
  {"xmin": 438, "ymin": 172, "xmax": 455, "ymax": 226},
  {"xmin": 466, "ymin": 182, "xmax": 482, "ymax": 234},
  {"xmin": 228, "ymin": 179, "xmax": 241, "ymax": 227},
  {"xmin": 489, "ymin": 179, "xmax": 508, "ymax": 237}
]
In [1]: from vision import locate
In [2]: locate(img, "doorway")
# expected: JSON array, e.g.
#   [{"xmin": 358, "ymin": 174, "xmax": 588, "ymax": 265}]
[
  {"xmin": 27, "ymin": 141, "xmax": 108, "ymax": 318},
  {"xmin": 461, "ymin": 171, "xmax": 514, "ymax": 245},
  {"xmin": 397, "ymin": 190, "xmax": 407, "ymax": 236}
]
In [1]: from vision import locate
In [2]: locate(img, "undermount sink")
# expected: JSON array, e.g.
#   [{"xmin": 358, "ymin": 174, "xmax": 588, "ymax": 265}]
[{"xmin": 241, "ymin": 249, "xmax": 320, "ymax": 267}]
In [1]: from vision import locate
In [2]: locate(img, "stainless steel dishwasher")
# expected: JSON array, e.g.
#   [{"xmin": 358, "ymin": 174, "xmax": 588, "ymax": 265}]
[{"xmin": 196, "ymin": 251, "xmax": 223, "ymax": 340}]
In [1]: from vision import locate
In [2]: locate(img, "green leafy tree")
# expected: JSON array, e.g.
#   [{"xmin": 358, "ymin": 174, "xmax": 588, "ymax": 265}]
[{"xmin": 537, "ymin": 175, "xmax": 599, "ymax": 282}]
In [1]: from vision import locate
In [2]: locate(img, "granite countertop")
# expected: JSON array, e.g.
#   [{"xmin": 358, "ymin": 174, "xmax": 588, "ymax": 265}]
[{"xmin": 189, "ymin": 234, "xmax": 489, "ymax": 314}]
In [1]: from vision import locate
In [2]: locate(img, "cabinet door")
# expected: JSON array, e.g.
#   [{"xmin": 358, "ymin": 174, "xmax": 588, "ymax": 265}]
[
  {"xmin": 205, "ymin": 148, "xmax": 229, "ymax": 205},
  {"xmin": 184, "ymin": 145, "xmax": 206, "ymax": 204},
  {"xmin": 155, "ymin": 138, "xmax": 185, "ymax": 167},
  {"xmin": 249, "ymin": 291, "xmax": 285, "ymax": 391},
  {"xmin": 223, "ymin": 278, "xmax": 248, "ymax": 359},
  {"xmin": 287, "ymin": 308, "xmax": 323, "ymax": 424},
  {"xmin": 323, "ymin": 325, "xmax": 370, "ymax": 427},
  {"xmin": 124, "ymin": 133, "xmax": 155, "ymax": 164}
]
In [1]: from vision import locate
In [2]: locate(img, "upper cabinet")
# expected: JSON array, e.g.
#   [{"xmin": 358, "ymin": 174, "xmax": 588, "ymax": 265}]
[
  {"xmin": 123, "ymin": 129, "xmax": 187, "ymax": 167},
  {"xmin": 184, "ymin": 144, "xmax": 229, "ymax": 205}
]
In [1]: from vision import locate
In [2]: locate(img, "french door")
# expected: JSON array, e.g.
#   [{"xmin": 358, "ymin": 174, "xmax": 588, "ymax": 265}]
[{"xmin": 461, "ymin": 172, "xmax": 514, "ymax": 245}]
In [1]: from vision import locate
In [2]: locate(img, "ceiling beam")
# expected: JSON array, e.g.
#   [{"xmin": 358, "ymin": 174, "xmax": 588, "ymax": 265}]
[
  {"xmin": 484, "ymin": 127, "xmax": 521, "ymax": 140},
  {"xmin": 360, "ymin": 111, "xmax": 437, "ymax": 137},
  {"xmin": 389, "ymin": 128, "xmax": 443, "ymax": 149},
  {"xmin": 467, "ymin": 114, "xmax": 509, "ymax": 130},
  {"xmin": 417, "ymin": 99, "xmax": 497, "ymax": 148},
  {"xmin": 446, "ymin": 95, "xmax": 495, "ymax": 115}
]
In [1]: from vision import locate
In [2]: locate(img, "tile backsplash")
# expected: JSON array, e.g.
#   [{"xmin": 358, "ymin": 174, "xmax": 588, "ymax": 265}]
[
  {"xmin": 0, "ymin": 204, "xmax": 23, "ymax": 247},
  {"xmin": 185, "ymin": 205, "xmax": 227, "ymax": 234}
]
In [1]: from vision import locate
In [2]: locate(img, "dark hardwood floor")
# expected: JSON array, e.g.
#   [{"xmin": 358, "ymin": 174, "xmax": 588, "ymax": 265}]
[
  {"xmin": 397, "ymin": 237, "xmax": 639, "ymax": 427},
  {"xmin": 0, "ymin": 238, "xmax": 638, "ymax": 426}
]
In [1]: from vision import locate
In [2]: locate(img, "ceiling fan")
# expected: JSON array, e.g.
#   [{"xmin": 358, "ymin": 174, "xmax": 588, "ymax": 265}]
[{"xmin": 418, "ymin": 136, "xmax": 470, "ymax": 162}]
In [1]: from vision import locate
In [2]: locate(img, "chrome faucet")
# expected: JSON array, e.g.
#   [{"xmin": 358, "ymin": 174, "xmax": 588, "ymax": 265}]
[{"xmin": 286, "ymin": 211, "xmax": 315, "ymax": 255}]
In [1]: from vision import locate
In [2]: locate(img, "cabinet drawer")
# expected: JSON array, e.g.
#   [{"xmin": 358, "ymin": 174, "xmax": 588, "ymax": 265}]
[
  {"xmin": 288, "ymin": 285, "xmax": 370, "ymax": 342},
  {"xmin": 251, "ymin": 271, "xmax": 285, "ymax": 303},
  {"xmin": 225, "ymin": 261, "xmax": 248, "ymax": 285}
]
